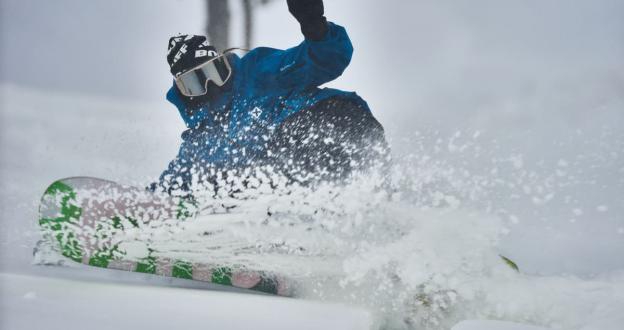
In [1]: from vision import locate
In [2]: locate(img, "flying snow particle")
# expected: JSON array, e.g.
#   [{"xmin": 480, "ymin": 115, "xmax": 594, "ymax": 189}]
[
  {"xmin": 510, "ymin": 155, "xmax": 524, "ymax": 169},
  {"xmin": 23, "ymin": 292, "xmax": 37, "ymax": 299}
]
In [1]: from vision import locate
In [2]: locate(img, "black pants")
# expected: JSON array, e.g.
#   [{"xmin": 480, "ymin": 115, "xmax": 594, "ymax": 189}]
[{"xmin": 268, "ymin": 96, "xmax": 389, "ymax": 185}]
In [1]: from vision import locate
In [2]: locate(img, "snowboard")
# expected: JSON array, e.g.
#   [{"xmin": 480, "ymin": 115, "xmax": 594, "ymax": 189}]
[{"xmin": 37, "ymin": 177, "xmax": 293, "ymax": 296}]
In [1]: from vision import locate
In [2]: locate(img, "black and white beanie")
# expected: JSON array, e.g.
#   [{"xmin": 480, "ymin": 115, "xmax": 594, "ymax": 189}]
[{"xmin": 167, "ymin": 35, "xmax": 220, "ymax": 77}]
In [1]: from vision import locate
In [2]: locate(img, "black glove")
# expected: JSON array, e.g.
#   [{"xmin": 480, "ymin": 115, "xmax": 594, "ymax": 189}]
[{"xmin": 287, "ymin": 0, "xmax": 328, "ymax": 41}]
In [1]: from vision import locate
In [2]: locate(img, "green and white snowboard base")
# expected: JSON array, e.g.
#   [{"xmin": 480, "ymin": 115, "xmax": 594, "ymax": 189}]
[{"xmin": 37, "ymin": 177, "xmax": 292, "ymax": 296}]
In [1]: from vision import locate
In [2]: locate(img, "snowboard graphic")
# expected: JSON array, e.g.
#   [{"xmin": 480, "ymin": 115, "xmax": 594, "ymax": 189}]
[{"xmin": 38, "ymin": 177, "xmax": 292, "ymax": 296}]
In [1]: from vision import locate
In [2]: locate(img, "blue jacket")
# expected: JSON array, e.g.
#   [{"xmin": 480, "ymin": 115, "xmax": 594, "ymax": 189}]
[{"xmin": 159, "ymin": 22, "xmax": 370, "ymax": 189}]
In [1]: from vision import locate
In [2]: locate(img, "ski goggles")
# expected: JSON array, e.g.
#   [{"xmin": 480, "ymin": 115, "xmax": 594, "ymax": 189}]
[{"xmin": 175, "ymin": 53, "xmax": 233, "ymax": 97}]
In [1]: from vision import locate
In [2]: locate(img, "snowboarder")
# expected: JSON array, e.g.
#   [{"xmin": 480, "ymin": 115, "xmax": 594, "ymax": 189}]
[{"xmin": 155, "ymin": 0, "xmax": 388, "ymax": 194}]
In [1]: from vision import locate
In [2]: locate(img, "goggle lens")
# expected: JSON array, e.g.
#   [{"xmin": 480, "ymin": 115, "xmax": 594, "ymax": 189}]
[{"xmin": 175, "ymin": 55, "xmax": 232, "ymax": 97}]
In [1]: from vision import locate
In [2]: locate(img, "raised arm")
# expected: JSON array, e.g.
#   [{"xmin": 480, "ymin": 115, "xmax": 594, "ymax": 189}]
[
  {"xmin": 243, "ymin": 0, "xmax": 353, "ymax": 90},
  {"xmin": 287, "ymin": 0, "xmax": 328, "ymax": 41}
]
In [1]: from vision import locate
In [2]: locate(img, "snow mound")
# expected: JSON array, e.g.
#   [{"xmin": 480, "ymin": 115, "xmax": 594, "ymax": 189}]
[
  {"xmin": 0, "ymin": 272, "xmax": 372, "ymax": 330},
  {"xmin": 452, "ymin": 320, "xmax": 550, "ymax": 330}
]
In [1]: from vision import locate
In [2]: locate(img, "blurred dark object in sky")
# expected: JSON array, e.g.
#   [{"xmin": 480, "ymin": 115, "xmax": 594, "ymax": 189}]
[{"xmin": 206, "ymin": 0, "xmax": 276, "ymax": 50}]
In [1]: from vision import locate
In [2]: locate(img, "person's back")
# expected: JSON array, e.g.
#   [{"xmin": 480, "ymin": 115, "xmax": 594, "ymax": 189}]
[{"xmin": 155, "ymin": 0, "xmax": 388, "ymax": 195}]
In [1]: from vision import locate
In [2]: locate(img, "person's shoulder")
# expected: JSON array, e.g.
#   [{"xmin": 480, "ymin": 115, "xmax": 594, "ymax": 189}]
[{"xmin": 241, "ymin": 47, "xmax": 287, "ymax": 62}]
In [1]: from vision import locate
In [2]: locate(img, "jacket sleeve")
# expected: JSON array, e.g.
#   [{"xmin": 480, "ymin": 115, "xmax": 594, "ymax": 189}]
[{"xmin": 245, "ymin": 22, "xmax": 354, "ymax": 91}]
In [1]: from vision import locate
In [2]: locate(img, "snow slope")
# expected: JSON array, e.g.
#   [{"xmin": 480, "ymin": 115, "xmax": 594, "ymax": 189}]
[
  {"xmin": 0, "ymin": 272, "xmax": 371, "ymax": 330},
  {"xmin": 452, "ymin": 320, "xmax": 550, "ymax": 330},
  {"xmin": 1, "ymin": 84, "xmax": 623, "ymax": 330},
  {"xmin": 2, "ymin": 269, "xmax": 555, "ymax": 330}
]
